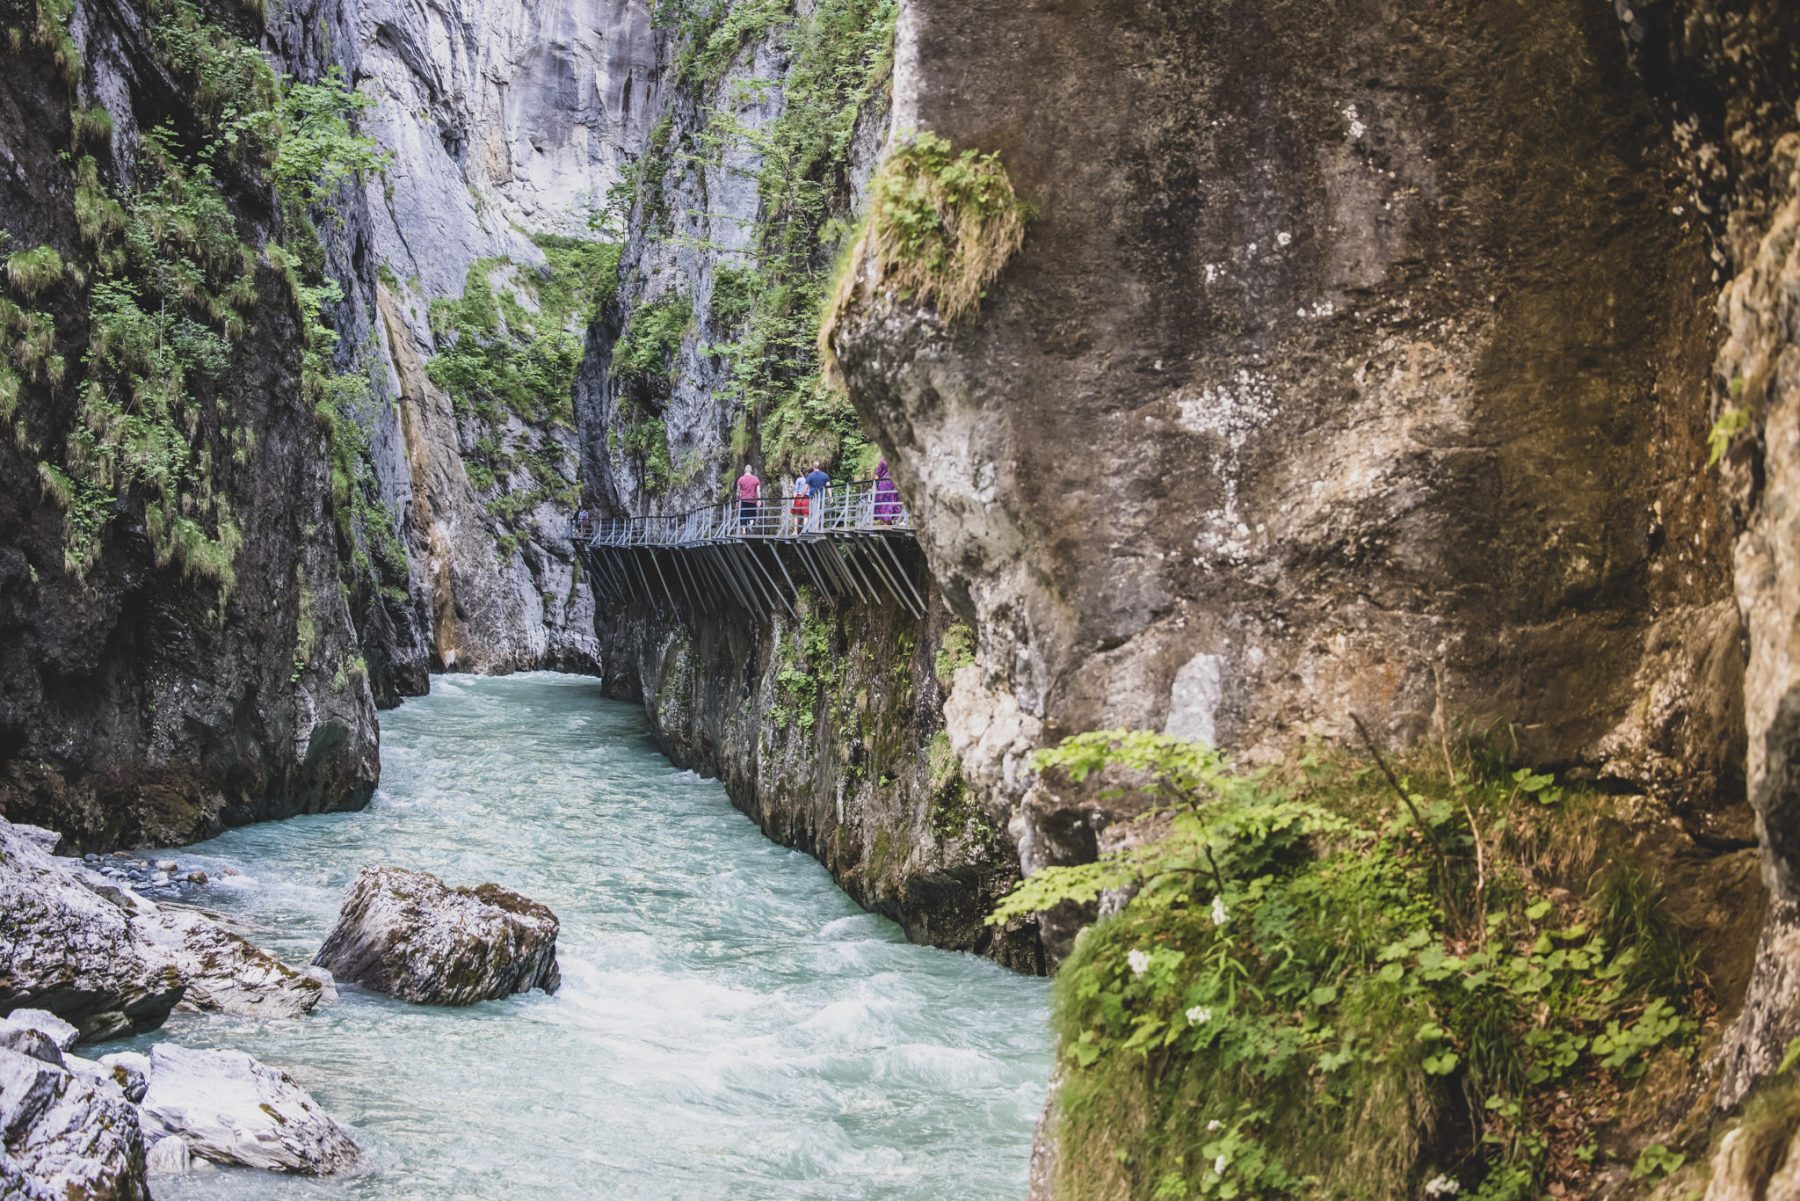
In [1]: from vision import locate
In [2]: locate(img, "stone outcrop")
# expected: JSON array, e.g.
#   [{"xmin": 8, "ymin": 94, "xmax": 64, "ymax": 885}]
[
  {"xmin": 137, "ymin": 1044, "xmax": 359, "ymax": 1175},
  {"xmin": 0, "ymin": 818, "xmax": 324, "ymax": 1039},
  {"xmin": 313, "ymin": 865, "xmax": 562, "ymax": 1003},
  {"xmin": 0, "ymin": 1023, "xmax": 148, "ymax": 1201}
]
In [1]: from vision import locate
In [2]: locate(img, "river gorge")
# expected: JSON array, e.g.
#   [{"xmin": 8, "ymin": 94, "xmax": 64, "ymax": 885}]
[
  {"xmin": 115, "ymin": 673, "xmax": 1049, "ymax": 1200},
  {"xmin": 2, "ymin": 0, "xmax": 1799, "ymax": 1197}
]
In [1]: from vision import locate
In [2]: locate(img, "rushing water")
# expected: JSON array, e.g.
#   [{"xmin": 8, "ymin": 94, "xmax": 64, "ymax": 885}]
[{"xmin": 116, "ymin": 673, "xmax": 1051, "ymax": 1201}]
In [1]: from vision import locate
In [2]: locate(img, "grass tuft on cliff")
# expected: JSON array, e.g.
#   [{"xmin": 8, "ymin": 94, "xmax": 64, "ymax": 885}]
[
  {"xmin": 820, "ymin": 131, "xmax": 1027, "ymax": 383},
  {"xmin": 1000, "ymin": 731, "xmax": 1705, "ymax": 1201}
]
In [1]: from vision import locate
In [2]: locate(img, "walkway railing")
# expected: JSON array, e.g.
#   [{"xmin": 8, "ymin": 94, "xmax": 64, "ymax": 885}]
[
  {"xmin": 571, "ymin": 478, "xmax": 910, "ymax": 547},
  {"xmin": 565, "ymin": 477, "xmax": 924, "ymax": 621}
]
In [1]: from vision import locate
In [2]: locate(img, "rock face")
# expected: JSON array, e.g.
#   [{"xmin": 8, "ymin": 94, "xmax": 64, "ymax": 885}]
[
  {"xmin": 0, "ymin": 818, "xmax": 323, "ymax": 1039},
  {"xmin": 572, "ymin": 0, "xmax": 1039, "ymax": 968},
  {"xmin": 0, "ymin": 0, "xmax": 384, "ymax": 851},
  {"xmin": 137, "ymin": 1044, "xmax": 359, "ymax": 1175},
  {"xmin": 313, "ymin": 866, "xmax": 562, "ymax": 1004},
  {"xmin": 331, "ymin": 0, "xmax": 659, "ymax": 678},
  {"xmin": 0, "ymin": 1037, "xmax": 148, "ymax": 1201}
]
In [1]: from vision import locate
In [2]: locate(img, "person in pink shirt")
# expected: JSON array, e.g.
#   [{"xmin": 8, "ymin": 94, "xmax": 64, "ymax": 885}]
[{"xmin": 736, "ymin": 465, "xmax": 761, "ymax": 533}]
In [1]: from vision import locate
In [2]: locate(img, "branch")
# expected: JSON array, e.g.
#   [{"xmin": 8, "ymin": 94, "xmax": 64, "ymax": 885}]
[{"xmin": 1351, "ymin": 712, "xmax": 1447, "ymax": 866}]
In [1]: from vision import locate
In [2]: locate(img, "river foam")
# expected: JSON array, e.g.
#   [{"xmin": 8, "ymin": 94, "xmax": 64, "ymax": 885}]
[{"xmin": 115, "ymin": 672, "xmax": 1050, "ymax": 1200}]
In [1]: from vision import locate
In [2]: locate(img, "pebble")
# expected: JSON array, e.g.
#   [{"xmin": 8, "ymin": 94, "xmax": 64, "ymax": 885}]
[{"xmin": 80, "ymin": 853, "xmax": 213, "ymax": 903}]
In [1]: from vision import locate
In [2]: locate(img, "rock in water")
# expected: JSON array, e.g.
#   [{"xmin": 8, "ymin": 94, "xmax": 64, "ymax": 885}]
[
  {"xmin": 137, "ymin": 1045, "xmax": 358, "ymax": 1174},
  {"xmin": 0, "ymin": 1045, "xmax": 149, "ymax": 1200},
  {"xmin": 313, "ymin": 866, "xmax": 561, "ymax": 1004},
  {"xmin": 0, "ymin": 820, "xmax": 183, "ymax": 1040},
  {"xmin": 133, "ymin": 905, "xmax": 328, "ymax": 1019}
]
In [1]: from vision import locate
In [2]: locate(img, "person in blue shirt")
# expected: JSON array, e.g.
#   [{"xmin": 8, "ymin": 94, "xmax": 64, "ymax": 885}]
[{"xmin": 803, "ymin": 462, "xmax": 830, "ymax": 531}]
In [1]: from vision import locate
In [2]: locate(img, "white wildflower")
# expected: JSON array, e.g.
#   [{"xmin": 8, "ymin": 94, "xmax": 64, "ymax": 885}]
[
  {"xmin": 1186, "ymin": 1006, "xmax": 1212, "ymax": 1027},
  {"xmin": 1127, "ymin": 949, "xmax": 1151, "ymax": 977},
  {"xmin": 1211, "ymin": 895, "xmax": 1229, "ymax": 926},
  {"xmin": 1214, "ymin": 1155, "xmax": 1228, "ymax": 1176},
  {"xmin": 1424, "ymin": 1175, "xmax": 1461, "ymax": 1198},
  {"xmin": 1277, "ymin": 231, "xmax": 1292, "ymax": 247},
  {"xmin": 1206, "ymin": 1119, "xmax": 1224, "ymax": 1132}
]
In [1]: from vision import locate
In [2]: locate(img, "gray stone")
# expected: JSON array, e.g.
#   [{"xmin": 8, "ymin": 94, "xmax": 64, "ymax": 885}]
[
  {"xmin": 313, "ymin": 866, "xmax": 561, "ymax": 1004},
  {"xmin": 0, "ymin": 820, "xmax": 183, "ymax": 1041},
  {"xmin": 138, "ymin": 1044, "xmax": 358, "ymax": 1175},
  {"xmin": 96, "ymin": 1053, "xmax": 149, "ymax": 1105},
  {"xmin": 0, "ymin": 1046, "xmax": 148, "ymax": 1200},
  {"xmin": 135, "ymin": 904, "xmax": 327, "ymax": 1020},
  {"xmin": 1, "ymin": 1012, "xmax": 76, "ymax": 1055}
]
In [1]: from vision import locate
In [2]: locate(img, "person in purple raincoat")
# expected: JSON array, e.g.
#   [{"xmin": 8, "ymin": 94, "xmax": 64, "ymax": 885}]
[{"xmin": 873, "ymin": 459, "xmax": 901, "ymax": 524}]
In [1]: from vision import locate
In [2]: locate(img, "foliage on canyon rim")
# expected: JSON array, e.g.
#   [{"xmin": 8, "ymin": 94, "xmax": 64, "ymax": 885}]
[{"xmin": 996, "ymin": 731, "xmax": 1701, "ymax": 1201}]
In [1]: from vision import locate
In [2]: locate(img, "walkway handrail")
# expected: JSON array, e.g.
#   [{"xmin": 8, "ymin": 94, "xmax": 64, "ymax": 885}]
[{"xmin": 567, "ymin": 477, "xmax": 911, "ymax": 549}]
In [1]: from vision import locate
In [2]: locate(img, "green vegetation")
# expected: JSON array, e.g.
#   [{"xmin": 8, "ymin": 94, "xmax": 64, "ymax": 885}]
[
  {"xmin": 933, "ymin": 620, "xmax": 976, "ymax": 687},
  {"xmin": 768, "ymin": 595, "xmax": 838, "ymax": 732},
  {"xmin": 822, "ymin": 130, "xmax": 1026, "ymax": 371},
  {"xmin": 5, "ymin": 246, "xmax": 65, "ymax": 298},
  {"xmin": 8, "ymin": 0, "xmax": 394, "ymax": 607},
  {"xmin": 626, "ymin": 0, "xmax": 897, "ymax": 479},
  {"xmin": 425, "ymin": 236, "xmax": 618, "ymax": 550},
  {"xmin": 610, "ymin": 292, "xmax": 693, "ymax": 385},
  {"xmin": 999, "ymin": 731, "xmax": 1700, "ymax": 1201}
]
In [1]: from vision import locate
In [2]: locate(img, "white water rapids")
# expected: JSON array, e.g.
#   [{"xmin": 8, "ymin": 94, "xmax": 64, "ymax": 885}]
[{"xmin": 116, "ymin": 672, "xmax": 1050, "ymax": 1199}]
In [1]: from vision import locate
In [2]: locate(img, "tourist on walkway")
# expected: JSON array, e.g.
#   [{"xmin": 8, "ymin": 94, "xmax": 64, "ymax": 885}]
[
  {"xmin": 873, "ymin": 460, "xmax": 900, "ymax": 525},
  {"xmin": 737, "ymin": 465, "xmax": 761, "ymax": 533},
  {"xmin": 805, "ymin": 461, "xmax": 830, "ymax": 532},
  {"xmin": 789, "ymin": 473, "xmax": 810, "ymax": 535}
]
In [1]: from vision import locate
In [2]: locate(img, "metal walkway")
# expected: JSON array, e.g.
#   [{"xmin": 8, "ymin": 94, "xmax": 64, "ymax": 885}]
[{"xmin": 567, "ymin": 478, "xmax": 927, "ymax": 620}]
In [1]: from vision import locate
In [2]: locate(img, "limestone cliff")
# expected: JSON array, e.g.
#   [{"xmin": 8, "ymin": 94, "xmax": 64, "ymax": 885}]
[
  {"xmin": 570, "ymin": 0, "xmax": 1041, "ymax": 966},
  {"xmin": 342, "ymin": 0, "xmax": 658, "ymax": 676}
]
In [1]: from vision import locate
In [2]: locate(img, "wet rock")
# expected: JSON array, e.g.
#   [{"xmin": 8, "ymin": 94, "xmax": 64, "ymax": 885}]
[
  {"xmin": 137, "ymin": 1044, "xmax": 358, "ymax": 1174},
  {"xmin": 135, "ymin": 905, "xmax": 327, "ymax": 1020},
  {"xmin": 313, "ymin": 866, "xmax": 561, "ymax": 1004},
  {"xmin": 0, "ymin": 817, "xmax": 322, "ymax": 1038},
  {"xmin": 185, "ymin": 871, "xmax": 207, "ymax": 885},
  {"xmin": 0, "ymin": 1013, "xmax": 76, "ymax": 1056},
  {"xmin": 0, "ymin": 820, "xmax": 183, "ymax": 1040},
  {"xmin": 11, "ymin": 827, "xmax": 58, "ymax": 856},
  {"xmin": 96, "ymin": 1054, "xmax": 149, "ymax": 1105},
  {"xmin": 0, "ymin": 1045, "xmax": 148, "ymax": 1200},
  {"xmin": 152, "ymin": 862, "xmax": 178, "ymax": 875}
]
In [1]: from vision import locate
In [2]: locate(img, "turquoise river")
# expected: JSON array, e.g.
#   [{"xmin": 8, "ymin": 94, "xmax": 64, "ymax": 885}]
[{"xmin": 117, "ymin": 672, "xmax": 1051, "ymax": 1200}]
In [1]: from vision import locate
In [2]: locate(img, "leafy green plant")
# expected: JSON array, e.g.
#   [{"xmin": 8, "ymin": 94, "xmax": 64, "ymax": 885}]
[
  {"xmin": 1000, "ymin": 731, "xmax": 1702, "ymax": 1201},
  {"xmin": 611, "ymin": 292, "xmax": 694, "ymax": 384}
]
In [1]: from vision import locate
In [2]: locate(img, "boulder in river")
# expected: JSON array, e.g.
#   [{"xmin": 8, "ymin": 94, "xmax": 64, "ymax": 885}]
[
  {"xmin": 133, "ymin": 903, "xmax": 329, "ymax": 1020},
  {"xmin": 137, "ymin": 1044, "xmax": 359, "ymax": 1174},
  {"xmin": 0, "ymin": 819, "xmax": 184, "ymax": 1040},
  {"xmin": 313, "ymin": 866, "xmax": 561, "ymax": 1004},
  {"xmin": 0, "ymin": 1039, "xmax": 149, "ymax": 1200}
]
